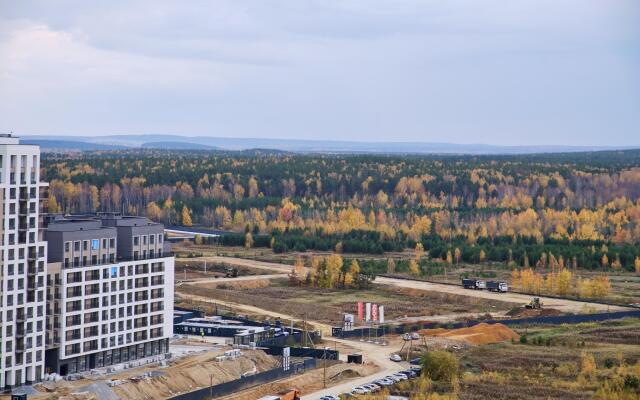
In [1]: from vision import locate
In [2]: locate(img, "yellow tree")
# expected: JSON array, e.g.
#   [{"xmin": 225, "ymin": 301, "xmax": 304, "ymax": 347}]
[
  {"xmin": 244, "ymin": 232, "xmax": 254, "ymax": 249},
  {"xmin": 610, "ymin": 254, "xmax": 622, "ymax": 270},
  {"xmin": 387, "ymin": 258, "xmax": 396, "ymax": 274},
  {"xmin": 146, "ymin": 202, "xmax": 162, "ymax": 221},
  {"xmin": 555, "ymin": 268, "xmax": 573, "ymax": 296},
  {"xmin": 446, "ymin": 250, "xmax": 453, "ymax": 265},
  {"xmin": 48, "ymin": 195, "xmax": 60, "ymax": 213},
  {"xmin": 181, "ymin": 205, "xmax": 193, "ymax": 226},
  {"xmin": 345, "ymin": 259, "xmax": 360, "ymax": 287},
  {"xmin": 635, "ymin": 257, "xmax": 640, "ymax": 274},
  {"xmin": 415, "ymin": 243, "xmax": 424, "ymax": 261},
  {"xmin": 454, "ymin": 248, "xmax": 461, "ymax": 264},
  {"xmin": 409, "ymin": 259, "xmax": 420, "ymax": 276},
  {"xmin": 479, "ymin": 249, "xmax": 486, "ymax": 263},
  {"xmin": 601, "ymin": 254, "xmax": 609, "ymax": 268}
]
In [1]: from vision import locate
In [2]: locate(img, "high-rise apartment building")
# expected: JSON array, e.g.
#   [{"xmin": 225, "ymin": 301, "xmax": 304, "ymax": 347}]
[
  {"xmin": 0, "ymin": 135, "xmax": 48, "ymax": 389},
  {"xmin": 43, "ymin": 214, "xmax": 174, "ymax": 375}
]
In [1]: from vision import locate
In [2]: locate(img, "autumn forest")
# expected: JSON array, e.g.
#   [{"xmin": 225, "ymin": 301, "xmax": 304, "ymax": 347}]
[{"xmin": 42, "ymin": 149, "xmax": 640, "ymax": 272}]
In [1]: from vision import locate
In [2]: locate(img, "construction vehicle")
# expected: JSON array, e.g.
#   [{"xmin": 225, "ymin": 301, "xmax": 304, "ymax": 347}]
[
  {"xmin": 258, "ymin": 388, "xmax": 301, "ymax": 400},
  {"xmin": 486, "ymin": 281, "xmax": 509, "ymax": 293},
  {"xmin": 224, "ymin": 267, "xmax": 239, "ymax": 278},
  {"xmin": 525, "ymin": 297, "xmax": 542, "ymax": 309},
  {"xmin": 462, "ymin": 278, "xmax": 486, "ymax": 290}
]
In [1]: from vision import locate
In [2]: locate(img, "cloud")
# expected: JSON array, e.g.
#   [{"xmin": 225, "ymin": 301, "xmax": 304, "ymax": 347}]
[{"xmin": 0, "ymin": 0, "xmax": 638, "ymax": 145}]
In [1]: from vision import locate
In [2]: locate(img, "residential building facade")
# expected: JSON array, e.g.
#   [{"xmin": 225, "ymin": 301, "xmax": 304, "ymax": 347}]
[
  {"xmin": 0, "ymin": 135, "xmax": 48, "ymax": 389},
  {"xmin": 44, "ymin": 214, "xmax": 174, "ymax": 375}
]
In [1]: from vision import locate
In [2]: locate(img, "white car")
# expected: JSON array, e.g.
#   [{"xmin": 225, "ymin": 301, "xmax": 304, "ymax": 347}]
[
  {"xmin": 363, "ymin": 383, "xmax": 380, "ymax": 392},
  {"xmin": 391, "ymin": 373, "xmax": 409, "ymax": 380},
  {"xmin": 351, "ymin": 386, "xmax": 370, "ymax": 394},
  {"xmin": 386, "ymin": 375, "xmax": 402, "ymax": 382},
  {"xmin": 375, "ymin": 378, "xmax": 395, "ymax": 386},
  {"xmin": 411, "ymin": 332, "xmax": 420, "ymax": 340},
  {"xmin": 390, "ymin": 354, "xmax": 402, "ymax": 362}
]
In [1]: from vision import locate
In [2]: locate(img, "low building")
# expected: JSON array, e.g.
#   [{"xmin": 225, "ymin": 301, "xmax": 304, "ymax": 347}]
[{"xmin": 43, "ymin": 214, "xmax": 174, "ymax": 375}]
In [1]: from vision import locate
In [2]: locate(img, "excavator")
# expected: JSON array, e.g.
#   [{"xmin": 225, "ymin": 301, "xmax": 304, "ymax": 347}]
[{"xmin": 525, "ymin": 297, "xmax": 543, "ymax": 309}]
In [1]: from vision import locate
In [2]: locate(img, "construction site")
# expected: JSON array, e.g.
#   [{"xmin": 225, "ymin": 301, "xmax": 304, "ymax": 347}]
[{"xmin": 6, "ymin": 251, "xmax": 639, "ymax": 400}]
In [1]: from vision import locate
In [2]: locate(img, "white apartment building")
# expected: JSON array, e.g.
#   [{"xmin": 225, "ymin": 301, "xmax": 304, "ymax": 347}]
[
  {"xmin": 44, "ymin": 214, "xmax": 174, "ymax": 375},
  {"xmin": 0, "ymin": 135, "xmax": 48, "ymax": 389}
]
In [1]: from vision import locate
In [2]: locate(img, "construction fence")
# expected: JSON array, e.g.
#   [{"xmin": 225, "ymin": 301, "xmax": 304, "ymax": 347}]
[
  {"xmin": 332, "ymin": 310, "xmax": 640, "ymax": 338},
  {"xmin": 168, "ymin": 358, "xmax": 317, "ymax": 400}
]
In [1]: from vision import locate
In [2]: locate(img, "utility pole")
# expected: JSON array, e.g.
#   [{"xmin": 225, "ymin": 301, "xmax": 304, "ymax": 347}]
[
  {"xmin": 204, "ymin": 260, "xmax": 207, "ymax": 274},
  {"xmin": 184, "ymin": 267, "xmax": 186, "ymax": 281},
  {"xmin": 209, "ymin": 373, "xmax": 213, "ymax": 399}
]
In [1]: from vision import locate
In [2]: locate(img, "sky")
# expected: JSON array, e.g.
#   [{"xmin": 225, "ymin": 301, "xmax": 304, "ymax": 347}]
[{"xmin": 0, "ymin": 0, "xmax": 638, "ymax": 146}]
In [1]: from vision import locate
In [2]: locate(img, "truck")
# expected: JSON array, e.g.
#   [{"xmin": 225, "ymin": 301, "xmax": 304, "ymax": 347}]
[
  {"xmin": 462, "ymin": 278, "xmax": 486, "ymax": 290},
  {"xmin": 486, "ymin": 281, "xmax": 508, "ymax": 293},
  {"xmin": 258, "ymin": 389, "xmax": 301, "ymax": 400},
  {"xmin": 224, "ymin": 267, "xmax": 239, "ymax": 278}
]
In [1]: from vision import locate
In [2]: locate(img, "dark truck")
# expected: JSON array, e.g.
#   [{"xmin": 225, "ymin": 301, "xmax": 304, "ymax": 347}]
[
  {"xmin": 462, "ymin": 278, "xmax": 486, "ymax": 290},
  {"xmin": 486, "ymin": 281, "xmax": 509, "ymax": 293}
]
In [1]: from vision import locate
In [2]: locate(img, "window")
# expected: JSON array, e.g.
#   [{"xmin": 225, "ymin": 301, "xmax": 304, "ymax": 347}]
[
  {"xmin": 92, "ymin": 239, "xmax": 99, "ymax": 250},
  {"xmin": 110, "ymin": 267, "xmax": 118, "ymax": 278}
]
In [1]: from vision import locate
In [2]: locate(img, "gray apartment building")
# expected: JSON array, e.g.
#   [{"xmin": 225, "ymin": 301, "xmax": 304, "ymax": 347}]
[
  {"xmin": 0, "ymin": 135, "xmax": 48, "ymax": 389},
  {"xmin": 43, "ymin": 214, "xmax": 174, "ymax": 376}
]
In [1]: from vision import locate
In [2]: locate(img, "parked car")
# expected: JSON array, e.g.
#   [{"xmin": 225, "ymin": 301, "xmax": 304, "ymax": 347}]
[
  {"xmin": 410, "ymin": 357, "xmax": 422, "ymax": 365},
  {"xmin": 363, "ymin": 383, "xmax": 380, "ymax": 392},
  {"xmin": 390, "ymin": 354, "xmax": 402, "ymax": 362},
  {"xmin": 351, "ymin": 386, "xmax": 370, "ymax": 394},
  {"xmin": 391, "ymin": 373, "xmax": 409, "ymax": 380},
  {"xmin": 402, "ymin": 333, "xmax": 412, "ymax": 341},
  {"xmin": 401, "ymin": 369, "xmax": 418, "ymax": 378},
  {"xmin": 374, "ymin": 378, "xmax": 394, "ymax": 386},
  {"xmin": 320, "ymin": 396, "xmax": 340, "ymax": 400},
  {"xmin": 411, "ymin": 332, "xmax": 420, "ymax": 340}
]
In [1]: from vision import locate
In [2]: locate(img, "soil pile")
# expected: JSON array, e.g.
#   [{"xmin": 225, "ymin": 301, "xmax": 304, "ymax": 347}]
[{"xmin": 419, "ymin": 322, "xmax": 520, "ymax": 345}]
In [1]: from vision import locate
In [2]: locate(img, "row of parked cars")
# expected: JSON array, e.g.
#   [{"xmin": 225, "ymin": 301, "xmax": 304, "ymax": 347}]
[{"xmin": 319, "ymin": 365, "xmax": 422, "ymax": 399}]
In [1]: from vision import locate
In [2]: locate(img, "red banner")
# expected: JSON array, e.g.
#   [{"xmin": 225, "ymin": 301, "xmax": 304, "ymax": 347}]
[
  {"xmin": 357, "ymin": 302, "xmax": 363, "ymax": 321},
  {"xmin": 372, "ymin": 304, "xmax": 378, "ymax": 321}
]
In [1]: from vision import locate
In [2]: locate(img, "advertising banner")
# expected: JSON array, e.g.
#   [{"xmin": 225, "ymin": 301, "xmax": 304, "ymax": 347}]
[
  {"xmin": 378, "ymin": 305, "xmax": 385, "ymax": 324},
  {"xmin": 365, "ymin": 302, "xmax": 371, "ymax": 322},
  {"xmin": 357, "ymin": 301, "xmax": 363, "ymax": 321},
  {"xmin": 372, "ymin": 304, "xmax": 378, "ymax": 321}
]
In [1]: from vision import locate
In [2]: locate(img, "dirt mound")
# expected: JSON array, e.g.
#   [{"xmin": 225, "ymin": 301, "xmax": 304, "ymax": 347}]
[
  {"xmin": 506, "ymin": 307, "xmax": 564, "ymax": 318},
  {"xmin": 419, "ymin": 322, "xmax": 520, "ymax": 345}
]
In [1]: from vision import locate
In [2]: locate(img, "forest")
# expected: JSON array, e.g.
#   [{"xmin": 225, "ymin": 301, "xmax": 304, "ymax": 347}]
[{"xmin": 41, "ymin": 149, "xmax": 640, "ymax": 271}]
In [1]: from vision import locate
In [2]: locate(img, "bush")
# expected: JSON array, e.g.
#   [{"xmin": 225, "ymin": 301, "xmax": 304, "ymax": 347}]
[{"xmin": 421, "ymin": 351, "xmax": 459, "ymax": 385}]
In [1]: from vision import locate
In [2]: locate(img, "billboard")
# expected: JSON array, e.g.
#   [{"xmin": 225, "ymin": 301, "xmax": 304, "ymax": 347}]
[{"xmin": 343, "ymin": 314, "xmax": 354, "ymax": 331}]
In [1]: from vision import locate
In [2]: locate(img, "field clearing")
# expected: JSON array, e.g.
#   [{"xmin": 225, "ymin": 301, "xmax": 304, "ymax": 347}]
[
  {"xmin": 454, "ymin": 318, "xmax": 640, "ymax": 400},
  {"xmin": 177, "ymin": 278, "xmax": 518, "ymax": 325}
]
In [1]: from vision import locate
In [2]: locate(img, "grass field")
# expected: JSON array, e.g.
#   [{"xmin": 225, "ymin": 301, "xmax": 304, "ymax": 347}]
[{"xmin": 176, "ymin": 278, "xmax": 517, "ymax": 325}]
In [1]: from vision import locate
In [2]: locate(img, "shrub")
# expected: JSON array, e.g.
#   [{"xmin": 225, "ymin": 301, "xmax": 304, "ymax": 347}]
[{"xmin": 421, "ymin": 351, "xmax": 459, "ymax": 385}]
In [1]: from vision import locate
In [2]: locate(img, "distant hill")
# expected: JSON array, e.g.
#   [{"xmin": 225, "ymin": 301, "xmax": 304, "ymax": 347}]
[
  {"xmin": 21, "ymin": 134, "xmax": 639, "ymax": 155},
  {"xmin": 21, "ymin": 139, "xmax": 128, "ymax": 151},
  {"xmin": 140, "ymin": 141, "xmax": 219, "ymax": 150}
]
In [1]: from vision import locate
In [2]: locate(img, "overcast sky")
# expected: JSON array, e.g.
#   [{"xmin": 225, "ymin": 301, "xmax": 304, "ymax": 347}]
[{"xmin": 0, "ymin": 1, "xmax": 638, "ymax": 146}]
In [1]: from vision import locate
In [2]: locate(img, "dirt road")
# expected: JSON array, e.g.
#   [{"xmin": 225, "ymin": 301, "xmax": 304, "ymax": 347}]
[
  {"xmin": 178, "ymin": 273, "xmax": 287, "ymax": 286},
  {"xmin": 176, "ymin": 255, "xmax": 295, "ymax": 274},
  {"xmin": 376, "ymin": 276, "xmax": 630, "ymax": 313}
]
